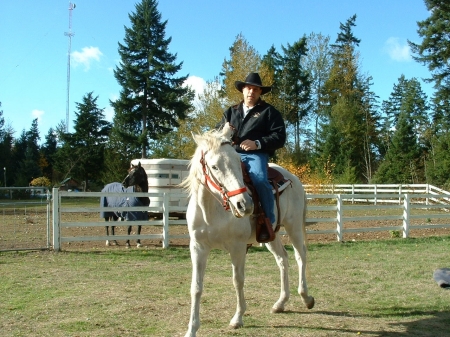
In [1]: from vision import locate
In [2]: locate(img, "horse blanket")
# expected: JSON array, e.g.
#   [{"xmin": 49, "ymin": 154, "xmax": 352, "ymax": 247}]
[
  {"xmin": 433, "ymin": 268, "xmax": 450, "ymax": 289},
  {"xmin": 100, "ymin": 182, "xmax": 149, "ymax": 221}
]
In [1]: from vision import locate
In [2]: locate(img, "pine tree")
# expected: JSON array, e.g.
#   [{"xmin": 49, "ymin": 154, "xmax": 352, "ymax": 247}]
[
  {"xmin": 111, "ymin": 0, "xmax": 192, "ymax": 158},
  {"xmin": 374, "ymin": 111, "xmax": 422, "ymax": 183},
  {"xmin": 54, "ymin": 93, "xmax": 111, "ymax": 190},
  {"xmin": 315, "ymin": 15, "xmax": 378, "ymax": 182},
  {"xmin": 13, "ymin": 119, "xmax": 41, "ymax": 186},
  {"xmin": 408, "ymin": 0, "xmax": 450, "ymax": 89},
  {"xmin": 40, "ymin": 128, "xmax": 58, "ymax": 183}
]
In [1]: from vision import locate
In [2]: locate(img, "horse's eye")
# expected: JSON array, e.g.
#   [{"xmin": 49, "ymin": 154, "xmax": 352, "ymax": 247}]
[{"xmin": 211, "ymin": 165, "xmax": 219, "ymax": 170}]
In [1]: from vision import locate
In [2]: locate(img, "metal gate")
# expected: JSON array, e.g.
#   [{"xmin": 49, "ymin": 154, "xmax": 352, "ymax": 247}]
[{"xmin": 0, "ymin": 187, "xmax": 51, "ymax": 252}]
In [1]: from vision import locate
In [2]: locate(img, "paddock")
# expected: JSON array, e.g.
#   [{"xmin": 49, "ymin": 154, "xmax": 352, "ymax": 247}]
[{"xmin": 1, "ymin": 237, "xmax": 449, "ymax": 336}]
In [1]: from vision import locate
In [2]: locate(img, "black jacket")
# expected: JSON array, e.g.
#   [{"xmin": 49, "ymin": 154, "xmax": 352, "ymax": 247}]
[{"xmin": 217, "ymin": 99, "xmax": 286, "ymax": 156}]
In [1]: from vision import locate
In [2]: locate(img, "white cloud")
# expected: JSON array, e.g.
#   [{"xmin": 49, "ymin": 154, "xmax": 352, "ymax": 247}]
[
  {"xmin": 384, "ymin": 37, "xmax": 412, "ymax": 62},
  {"xmin": 71, "ymin": 46, "xmax": 103, "ymax": 70},
  {"xmin": 183, "ymin": 76, "xmax": 207, "ymax": 109},
  {"xmin": 31, "ymin": 109, "xmax": 44, "ymax": 122},
  {"xmin": 183, "ymin": 76, "xmax": 206, "ymax": 99}
]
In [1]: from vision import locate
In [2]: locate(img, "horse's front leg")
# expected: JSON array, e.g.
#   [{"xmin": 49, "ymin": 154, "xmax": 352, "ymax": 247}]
[
  {"xmin": 265, "ymin": 236, "xmax": 290, "ymax": 313},
  {"xmin": 185, "ymin": 241, "xmax": 210, "ymax": 337},
  {"xmin": 105, "ymin": 219, "xmax": 118, "ymax": 246},
  {"xmin": 228, "ymin": 243, "xmax": 248, "ymax": 329},
  {"xmin": 136, "ymin": 225, "xmax": 142, "ymax": 248}
]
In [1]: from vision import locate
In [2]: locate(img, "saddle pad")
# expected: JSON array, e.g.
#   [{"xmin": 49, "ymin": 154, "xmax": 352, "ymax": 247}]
[{"xmin": 433, "ymin": 268, "xmax": 450, "ymax": 289}]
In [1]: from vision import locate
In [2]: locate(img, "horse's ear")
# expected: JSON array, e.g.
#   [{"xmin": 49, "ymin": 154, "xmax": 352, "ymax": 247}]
[
  {"xmin": 138, "ymin": 162, "xmax": 141, "ymax": 168},
  {"xmin": 191, "ymin": 132, "xmax": 201, "ymax": 144},
  {"xmin": 222, "ymin": 122, "xmax": 234, "ymax": 141}
]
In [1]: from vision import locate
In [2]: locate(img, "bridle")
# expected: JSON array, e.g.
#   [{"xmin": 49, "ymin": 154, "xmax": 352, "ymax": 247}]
[{"xmin": 200, "ymin": 141, "xmax": 247, "ymax": 211}]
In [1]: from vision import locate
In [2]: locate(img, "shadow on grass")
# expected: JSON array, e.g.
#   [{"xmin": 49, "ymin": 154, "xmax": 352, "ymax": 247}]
[{"xmin": 302, "ymin": 309, "xmax": 450, "ymax": 336}]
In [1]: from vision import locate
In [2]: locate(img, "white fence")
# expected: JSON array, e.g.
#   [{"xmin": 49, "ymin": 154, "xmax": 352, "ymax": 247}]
[{"xmin": 51, "ymin": 184, "xmax": 450, "ymax": 251}]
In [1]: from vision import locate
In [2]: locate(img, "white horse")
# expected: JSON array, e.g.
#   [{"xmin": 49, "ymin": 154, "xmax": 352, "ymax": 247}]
[{"xmin": 181, "ymin": 123, "xmax": 315, "ymax": 337}]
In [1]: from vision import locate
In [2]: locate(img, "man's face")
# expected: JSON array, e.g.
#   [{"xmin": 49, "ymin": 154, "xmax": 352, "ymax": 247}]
[{"xmin": 242, "ymin": 85, "xmax": 262, "ymax": 107}]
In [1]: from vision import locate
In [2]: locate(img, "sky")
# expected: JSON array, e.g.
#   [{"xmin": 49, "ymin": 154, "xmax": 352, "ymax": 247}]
[{"xmin": 0, "ymin": 0, "xmax": 433, "ymax": 143}]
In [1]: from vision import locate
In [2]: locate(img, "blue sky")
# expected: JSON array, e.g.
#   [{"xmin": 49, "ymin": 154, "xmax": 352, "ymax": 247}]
[{"xmin": 1, "ymin": 0, "xmax": 432, "ymax": 142}]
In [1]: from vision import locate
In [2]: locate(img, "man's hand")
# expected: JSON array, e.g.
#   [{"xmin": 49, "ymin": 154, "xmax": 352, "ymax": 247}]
[{"xmin": 240, "ymin": 139, "xmax": 257, "ymax": 151}]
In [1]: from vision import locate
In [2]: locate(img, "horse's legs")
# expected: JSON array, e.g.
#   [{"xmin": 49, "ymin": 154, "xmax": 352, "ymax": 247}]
[
  {"xmin": 265, "ymin": 235, "xmax": 291, "ymax": 313},
  {"xmin": 286, "ymin": 223, "xmax": 315, "ymax": 310},
  {"xmin": 105, "ymin": 218, "xmax": 118, "ymax": 246},
  {"xmin": 228, "ymin": 243, "xmax": 248, "ymax": 329},
  {"xmin": 185, "ymin": 241, "xmax": 210, "ymax": 337},
  {"xmin": 126, "ymin": 225, "xmax": 131, "ymax": 248},
  {"xmin": 136, "ymin": 225, "xmax": 142, "ymax": 248}
]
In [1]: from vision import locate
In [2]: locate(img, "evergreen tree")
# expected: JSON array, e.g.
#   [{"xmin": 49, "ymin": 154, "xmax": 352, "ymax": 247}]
[
  {"xmin": 54, "ymin": 92, "xmax": 111, "ymax": 190},
  {"xmin": 279, "ymin": 37, "xmax": 311, "ymax": 151},
  {"xmin": 425, "ymin": 77, "xmax": 450, "ymax": 187},
  {"xmin": 408, "ymin": 0, "xmax": 450, "ymax": 89},
  {"xmin": 111, "ymin": 0, "xmax": 192, "ymax": 158},
  {"xmin": 315, "ymin": 15, "xmax": 378, "ymax": 182},
  {"xmin": 13, "ymin": 119, "xmax": 41, "ymax": 186},
  {"xmin": 374, "ymin": 111, "xmax": 422, "ymax": 183},
  {"xmin": 0, "ymin": 104, "xmax": 13, "ymax": 187},
  {"xmin": 40, "ymin": 128, "xmax": 58, "ymax": 183},
  {"xmin": 380, "ymin": 76, "xmax": 429, "ymax": 181}
]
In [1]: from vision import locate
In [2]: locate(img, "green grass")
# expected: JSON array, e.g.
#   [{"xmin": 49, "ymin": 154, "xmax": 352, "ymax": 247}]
[{"xmin": 1, "ymin": 238, "xmax": 450, "ymax": 336}]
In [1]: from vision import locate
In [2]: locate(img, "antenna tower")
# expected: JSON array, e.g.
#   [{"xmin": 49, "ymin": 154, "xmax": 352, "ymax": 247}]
[{"xmin": 64, "ymin": 2, "xmax": 76, "ymax": 133}]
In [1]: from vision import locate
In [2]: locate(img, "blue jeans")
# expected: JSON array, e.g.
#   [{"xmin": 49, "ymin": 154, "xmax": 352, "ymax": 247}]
[{"xmin": 240, "ymin": 153, "xmax": 275, "ymax": 224}]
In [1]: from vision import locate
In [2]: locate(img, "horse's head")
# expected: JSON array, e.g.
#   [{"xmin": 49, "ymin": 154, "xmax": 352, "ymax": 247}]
[
  {"xmin": 122, "ymin": 162, "xmax": 148, "ymax": 192},
  {"xmin": 184, "ymin": 123, "xmax": 253, "ymax": 218}
]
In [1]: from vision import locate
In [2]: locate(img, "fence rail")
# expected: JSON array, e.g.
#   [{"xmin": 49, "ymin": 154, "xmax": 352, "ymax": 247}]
[{"xmin": 50, "ymin": 184, "xmax": 450, "ymax": 251}]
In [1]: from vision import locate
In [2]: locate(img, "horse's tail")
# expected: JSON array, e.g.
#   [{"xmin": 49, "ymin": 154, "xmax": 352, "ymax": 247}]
[
  {"xmin": 302, "ymin": 188, "xmax": 308, "ymax": 249},
  {"xmin": 301, "ymin": 187, "xmax": 312, "ymax": 279}
]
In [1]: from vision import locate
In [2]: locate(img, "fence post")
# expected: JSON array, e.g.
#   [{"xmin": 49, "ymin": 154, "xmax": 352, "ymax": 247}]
[
  {"xmin": 162, "ymin": 192, "xmax": 169, "ymax": 248},
  {"xmin": 52, "ymin": 188, "xmax": 60, "ymax": 251},
  {"xmin": 403, "ymin": 194, "xmax": 410, "ymax": 238},
  {"xmin": 374, "ymin": 185, "xmax": 378, "ymax": 205},
  {"xmin": 336, "ymin": 194, "xmax": 343, "ymax": 242}
]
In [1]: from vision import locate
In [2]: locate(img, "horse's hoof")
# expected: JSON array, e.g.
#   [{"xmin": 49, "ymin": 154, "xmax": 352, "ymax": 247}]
[
  {"xmin": 271, "ymin": 306, "xmax": 284, "ymax": 313},
  {"xmin": 229, "ymin": 323, "xmax": 243, "ymax": 330},
  {"xmin": 306, "ymin": 297, "xmax": 315, "ymax": 310}
]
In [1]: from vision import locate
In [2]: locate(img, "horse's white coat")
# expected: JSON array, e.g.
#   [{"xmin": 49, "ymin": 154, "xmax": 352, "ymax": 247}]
[{"xmin": 182, "ymin": 124, "xmax": 314, "ymax": 337}]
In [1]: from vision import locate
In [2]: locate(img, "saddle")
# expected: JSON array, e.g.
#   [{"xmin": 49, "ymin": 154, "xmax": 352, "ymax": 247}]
[{"xmin": 241, "ymin": 164, "xmax": 291, "ymax": 243}]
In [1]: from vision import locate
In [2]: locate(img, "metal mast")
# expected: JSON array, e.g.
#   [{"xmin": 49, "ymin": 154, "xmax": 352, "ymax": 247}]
[{"xmin": 64, "ymin": 2, "xmax": 75, "ymax": 133}]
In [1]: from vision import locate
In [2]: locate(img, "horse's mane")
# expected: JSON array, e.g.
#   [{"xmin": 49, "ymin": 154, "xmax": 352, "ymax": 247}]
[{"xmin": 181, "ymin": 123, "xmax": 234, "ymax": 196}]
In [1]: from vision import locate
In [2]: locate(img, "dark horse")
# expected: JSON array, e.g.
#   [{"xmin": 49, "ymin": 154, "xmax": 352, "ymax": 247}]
[{"xmin": 100, "ymin": 162, "xmax": 150, "ymax": 248}]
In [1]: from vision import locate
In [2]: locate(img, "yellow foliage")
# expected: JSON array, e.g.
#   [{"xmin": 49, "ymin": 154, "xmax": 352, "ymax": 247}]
[
  {"xmin": 276, "ymin": 158, "xmax": 335, "ymax": 194},
  {"xmin": 30, "ymin": 177, "xmax": 51, "ymax": 188}
]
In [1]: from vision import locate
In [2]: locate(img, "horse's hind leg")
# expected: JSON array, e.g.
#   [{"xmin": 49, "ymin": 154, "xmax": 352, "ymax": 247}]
[
  {"xmin": 126, "ymin": 225, "xmax": 131, "ymax": 248},
  {"xmin": 265, "ymin": 235, "xmax": 291, "ymax": 313},
  {"xmin": 287, "ymin": 224, "xmax": 315, "ymax": 310}
]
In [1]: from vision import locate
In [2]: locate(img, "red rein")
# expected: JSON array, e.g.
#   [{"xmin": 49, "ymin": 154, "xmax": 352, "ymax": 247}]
[{"xmin": 200, "ymin": 145, "xmax": 247, "ymax": 210}]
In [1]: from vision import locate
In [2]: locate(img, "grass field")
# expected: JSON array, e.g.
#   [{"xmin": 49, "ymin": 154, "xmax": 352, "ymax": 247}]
[{"xmin": 1, "ymin": 236, "xmax": 450, "ymax": 336}]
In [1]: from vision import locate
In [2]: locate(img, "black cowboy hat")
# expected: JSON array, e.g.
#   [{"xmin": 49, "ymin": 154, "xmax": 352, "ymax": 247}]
[{"xmin": 235, "ymin": 72, "xmax": 272, "ymax": 95}]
